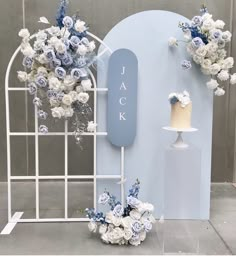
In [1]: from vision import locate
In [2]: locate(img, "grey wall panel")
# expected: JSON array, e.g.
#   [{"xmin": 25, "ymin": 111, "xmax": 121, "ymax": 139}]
[{"xmin": 0, "ymin": 0, "xmax": 234, "ymax": 181}]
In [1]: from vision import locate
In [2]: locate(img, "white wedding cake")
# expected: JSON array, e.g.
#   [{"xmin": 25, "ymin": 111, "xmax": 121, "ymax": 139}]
[{"xmin": 168, "ymin": 91, "xmax": 192, "ymax": 129}]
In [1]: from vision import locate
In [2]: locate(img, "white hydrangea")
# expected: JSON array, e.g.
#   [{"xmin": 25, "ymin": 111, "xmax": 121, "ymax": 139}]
[
  {"xmin": 215, "ymin": 87, "xmax": 225, "ymax": 96},
  {"xmin": 202, "ymin": 18, "xmax": 215, "ymax": 31},
  {"xmin": 215, "ymin": 20, "xmax": 225, "ymax": 29},
  {"xmin": 221, "ymin": 57, "xmax": 234, "ymax": 70},
  {"xmin": 87, "ymin": 121, "xmax": 97, "ymax": 132},
  {"xmin": 88, "ymin": 221, "xmax": 97, "ymax": 233},
  {"xmin": 49, "ymin": 76, "xmax": 61, "ymax": 90},
  {"xmin": 209, "ymin": 64, "xmax": 221, "ymax": 75},
  {"xmin": 217, "ymin": 70, "xmax": 230, "ymax": 81},
  {"xmin": 206, "ymin": 79, "xmax": 219, "ymax": 90},
  {"xmin": 51, "ymin": 107, "xmax": 65, "ymax": 119},
  {"xmin": 230, "ymin": 73, "xmax": 236, "ymax": 85},
  {"xmin": 17, "ymin": 71, "xmax": 28, "ymax": 82},
  {"xmin": 74, "ymin": 20, "xmax": 86, "ymax": 32},
  {"xmin": 81, "ymin": 79, "xmax": 92, "ymax": 91},
  {"xmin": 18, "ymin": 28, "xmax": 30, "ymax": 39},
  {"xmin": 77, "ymin": 44, "xmax": 87, "ymax": 56}
]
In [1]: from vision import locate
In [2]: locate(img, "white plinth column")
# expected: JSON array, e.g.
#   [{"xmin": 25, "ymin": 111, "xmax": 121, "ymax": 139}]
[{"xmin": 164, "ymin": 146, "xmax": 201, "ymax": 219}]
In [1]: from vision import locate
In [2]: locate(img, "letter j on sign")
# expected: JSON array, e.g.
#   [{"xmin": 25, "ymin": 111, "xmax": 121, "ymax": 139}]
[{"xmin": 107, "ymin": 49, "xmax": 138, "ymax": 147}]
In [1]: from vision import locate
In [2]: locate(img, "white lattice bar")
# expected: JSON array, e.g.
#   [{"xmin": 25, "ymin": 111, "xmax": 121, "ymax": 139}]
[
  {"xmin": 8, "ymin": 87, "xmax": 108, "ymax": 92},
  {"xmin": 17, "ymin": 218, "xmax": 89, "ymax": 222},
  {"xmin": 10, "ymin": 175, "xmax": 122, "ymax": 180},
  {"xmin": 9, "ymin": 132, "xmax": 108, "ymax": 136},
  {"xmin": 64, "ymin": 120, "xmax": 68, "ymax": 219}
]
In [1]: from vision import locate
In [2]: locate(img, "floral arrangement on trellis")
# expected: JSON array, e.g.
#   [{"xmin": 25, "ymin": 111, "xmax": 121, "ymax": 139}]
[
  {"xmin": 168, "ymin": 5, "xmax": 236, "ymax": 96},
  {"xmin": 85, "ymin": 180, "xmax": 156, "ymax": 246},
  {"xmin": 17, "ymin": 0, "xmax": 97, "ymax": 143}
]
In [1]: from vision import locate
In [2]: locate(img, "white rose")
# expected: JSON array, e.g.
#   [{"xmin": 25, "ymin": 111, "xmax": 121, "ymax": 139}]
[
  {"xmin": 64, "ymin": 107, "xmax": 74, "ymax": 117},
  {"xmin": 202, "ymin": 13, "xmax": 213, "ymax": 21},
  {"xmin": 101, "ymin": 233, "xmax": 109, "ymax": 244},
  {"xmin": 139, "ymin": 230, "xmax": 147, "ymax": 241},
  {"xmin": 121, "ymin": 216, "xmax": 133, "ymax": 229},
  {"xmin": 112, "ymin": 217, "xmax": 122, "ymax": 227},
  {"xmin": 18, "ymin": 28, "xmax": 30, "ymax": 38},
  {"xmin": 206, "ymin": 79, "xmax": 219, "ymax": 90},
  {"xmin": 201, "ymin": 59, "xmax": 212, "ymax": 70},
  {"xmin": 62, "ymin": 94, "xmax": 73, "ymax": 106},
  {"xmin": 51, "ymin": 107, "xmax": 65, "ymax": 119},
  {"xmin": 34, "ymin": 40, "xmax": 45, "ymax": 51},
  {"xmin": 201, "ymin": 68, "xmax": 211, "ymax": 75},
  {"xmin": 37, "ymin": 67, "xmax": 48, "ymax": 76},
  {"xmin": 215, "ymin": 20, "xmax": 225, "ymax": 29},
  {"xmin": 77, "ymin": 44, "xmax": 87, "ymax": 56},
  {"xmin": 88, "ymin": 41, "xmax": 96, "ymax": 52},
  {"xmin": 68, "ymin": 91, "xmax": 78, "ymax": 102},
  {"xmin": 37, "ymin": 54, "xmax": 48, "ymax": 64},
  {"xmin": 222, "ymin": 57, "xmax": 234, "ymax": 70},
  {"xmin": 49, "ymin": 77, "xmax": 61, "ymax": 90},
  {"xmin": 215, "ymin": 87, "xmax": 225, "ymax": 96},
  {"xmin": 47, "ymin": 26, "xmax": 60, "ymax": 36},
  {"xmin": 76, "ymin": 85, "xmax": 83, "ymax": 93},
  {"xmin": 202, "ymin": 18, "xmax": 215, "ymax": 31},
  {"xmin": 196, "ymin": 46, "xmax": 207, "ymax": 57},
  {"xmin": 138, "ymin": 202, "xmax": 154, "ymax": 214},
  {"xmin": 77, "ymin": 92, "xmax": 89, "ymax": 103},
  {"xmin": 107, "ymin": 227, "xmax": 124, "ymax": 244},
  {"xmin": 222, "ymin": 31, "xmax": 232, "ymax": 42},
  {"xmin": 105, "ymin": 211, "xmax": 114, "ymax": 224},
  {"xmin": 74, "ymin": 20, "xmax": 86, "ymax": 32},
  {"xmin": 81, "ymin": 79, "xmax": 92, "ymax": 91},
  {"xmin": 99, "ymin": 224, "xmax": 107, "ymax": 235},
  {"xmin": 55, "ymin": 41, "xmax": 66, "ymax": 53},
  {"xmin": 50, "ymin": 98, "xmax": 59, "ymax": 107},
  {"xmin": 193, "ymin": 54, "xmax": 203, "ymax": 64},
  {"xmin": 60, "ymin": 27, "xmax": 70, "ymax": 38},
  {"xmin": 21, "ymin": 45, "xmax": 35, "ymax": 57},
  {"xmin": 217, "ymin": 49, "xmax": 227, "ymax": 60},
  {"xmin": 217, "ymin": 70, "xmax": 230, "ymax": 81},
  {"xmin": 88, "ymin": 221, "xmax": 97, "ymax": 233},
  {"xmin": 87, "ymin": 121, "xmax": 97, "ymax": 132},
  {"xmin": 168, "ymin": 37, "xmax": 178, "ymax": 47},
  {"xmin": 48, "ymin": 36, "xmax": 60, "ymax": 47},
  {"xmin": 17, "ymin": 71, "xmax": 28, "ymax": 82},
  {"xmin": 130, "ymin": 209, "xmax": 141, "ymax": 220},
  {"xmin": 230, "ymin": 73, "xmax": 236, "ymax": 85},
  {"xmin": 123, "ymin": 228, "xmax": 133, "ymax": 240},
  {"xmin": 206, "ymin": 42, "xmax": 218, "ymax": 54},
  {"xmin": 209, "ymin": 64, "xmax": 221, "ymax": 75},
  {"xmin": 36, "ymin": 30, "xmax": 47, "ymax": 41}
]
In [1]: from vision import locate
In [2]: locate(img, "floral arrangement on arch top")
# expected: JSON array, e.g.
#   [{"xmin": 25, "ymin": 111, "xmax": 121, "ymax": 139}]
[
  {"xmin": 85, "ymin": 180, "xmax": 156, "ymax": 246},
  {"xmin": 168, "ymin": 5, "xmax": 236, "ymax": 97},
  {"xmin": 17, "ymin": 0, "xmax": 97, "ymax": 144}
]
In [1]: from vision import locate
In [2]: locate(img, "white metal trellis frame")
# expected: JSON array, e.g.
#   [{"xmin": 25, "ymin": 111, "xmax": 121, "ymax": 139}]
[{"xmin": 1, "ymin": 32, "xmax": 126, "ymax": 234}]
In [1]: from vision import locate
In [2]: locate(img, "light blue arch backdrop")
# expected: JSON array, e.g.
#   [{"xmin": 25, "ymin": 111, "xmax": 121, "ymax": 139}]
[{"xmin": 96, "ymin": 10, "xmax": 213, "ymax": 219}]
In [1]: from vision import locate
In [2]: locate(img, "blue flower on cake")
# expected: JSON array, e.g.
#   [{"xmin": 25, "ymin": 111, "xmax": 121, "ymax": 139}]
[
  {"xmin": 168, "ymin": 4, "xmax": 236, "ymax": 96},
  {"xmin": 17, "ymin": 0, "xmax": 97, "ymax": 142}
]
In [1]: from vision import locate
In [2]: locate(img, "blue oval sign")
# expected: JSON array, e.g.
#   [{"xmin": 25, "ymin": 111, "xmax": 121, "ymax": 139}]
[{"xmin": 107, "ymin": 49, "xmax": 138, "ymax": 147}]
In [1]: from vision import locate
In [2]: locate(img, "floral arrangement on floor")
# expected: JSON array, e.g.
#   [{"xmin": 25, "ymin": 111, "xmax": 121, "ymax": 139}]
[
  {"xmin": 168, "ymin": 5, "xmax": 236, "ymax": 96},
  {"xmin": 17, "ymin": 0, "xmax": 97, "ymax": 144},
  {"xmin": 85, "ymin": 180, "xmax": 156, "ymax": 246}
]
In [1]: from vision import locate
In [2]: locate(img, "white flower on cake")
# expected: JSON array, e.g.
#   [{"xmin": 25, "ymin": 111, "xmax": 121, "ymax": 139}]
[{"xmin": 168, "ymin": 90, "xmax": 191, "ymax": 108}]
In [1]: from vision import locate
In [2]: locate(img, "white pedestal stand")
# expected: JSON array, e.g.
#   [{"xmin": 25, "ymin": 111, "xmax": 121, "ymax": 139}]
[{"xmin": 162, "ymin": 127, "xmax": 198, "ymax": 149}]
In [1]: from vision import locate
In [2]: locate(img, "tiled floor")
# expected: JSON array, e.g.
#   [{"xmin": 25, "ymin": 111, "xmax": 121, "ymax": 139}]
[{"xmin": 0, "ymin": 182, "xmax": 235, "ymax": 255}]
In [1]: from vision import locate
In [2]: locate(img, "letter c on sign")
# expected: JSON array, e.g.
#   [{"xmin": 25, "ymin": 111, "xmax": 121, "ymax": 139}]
[{"xmin": 119, "ymin": 97, "xmax": 126, "ymax": 106}]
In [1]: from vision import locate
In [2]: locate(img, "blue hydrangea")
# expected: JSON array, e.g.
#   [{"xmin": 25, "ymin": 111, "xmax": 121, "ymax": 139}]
[{"xmin": 181, "ymin": 60, "xmax": 192, "ymax": 70}]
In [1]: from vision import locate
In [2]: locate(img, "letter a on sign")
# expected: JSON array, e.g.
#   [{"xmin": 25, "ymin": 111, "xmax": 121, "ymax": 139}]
[{"xmin": 107, "ymin": 49, "xmax": 138, "ymax": 147}]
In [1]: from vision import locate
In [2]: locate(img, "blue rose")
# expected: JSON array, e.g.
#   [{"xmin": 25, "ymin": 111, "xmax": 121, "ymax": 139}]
[
  {"xmin": 22, "ymin": 56, "xmax": 33, "ymax": 69},
  {"xmin": 51, "ymin": 58, "xmax": 62, "ymax": 68},
  {"xmin": 62, "ymin": 16, "xmax": 73, "ymax": 29},
  {"xmin": 71, "ymin": 68, "xmax": 82, "ymax": 80},
  {"xmin": 39, "ymin": 125, "xmax": 48, "ymax": 134},
  {"xmin": 70, "ymin": 36, "xmax": 81, "ymax": 48},
  {"xmin": 44, "ymin": 49, "xmax": 56, "ymax": 61},
  {"xmin": 132, "ymin": 221, "xmax": 142, "ymax": 233},
  {"xmin": 35, "ymin": 75, "xmax": 48, "ymax": 88},
  {"xmin": 55, "ymin": 67, "xmax": 66, "ymax": 79},
  {"xmin": 181, "ymin": 60, "xmax": 192, "ymax": 70},
  {"xmin": 112, "ymin": 204, "xmax": 124, "ymax": 217},
  {"xmin": 191, "ymin": 16, "xmax": 203, "ymax": 27},
  {"xmin": 28, "ymin": 82, "xmax": 37, "ymax": 95},
  {"xmin": 191, "ymin": 37, "xmax": 204, "ymax": 48},
  {"xmin": 62, "ymin": 54, "xmax": 73, "ymax": 66}
]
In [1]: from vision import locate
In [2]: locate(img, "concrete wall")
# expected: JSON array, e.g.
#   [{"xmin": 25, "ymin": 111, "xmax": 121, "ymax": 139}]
[{"xmin": 0, "ymin": 0, "xmax": 234, "ymax": 181}]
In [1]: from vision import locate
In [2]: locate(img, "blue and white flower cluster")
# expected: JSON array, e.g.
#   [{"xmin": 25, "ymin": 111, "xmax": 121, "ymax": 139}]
[
  {"xmin": 169, "ymin": 5, "xmax": 236, "ymax": 96},
  {"xmin": 168, "ymin": 90, "xmax": 191, "ymax": 108},
  {"xmin": 17, "ymin": 0, "xmax": 97, "ymax": 142},
  {"xmin": 85, "ymin": 180, "xmax": 156, "ymax": 246}
]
